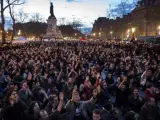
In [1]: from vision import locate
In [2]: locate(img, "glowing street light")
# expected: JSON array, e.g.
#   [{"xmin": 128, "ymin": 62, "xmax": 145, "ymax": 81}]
[
  {"xmin": 93, "ymin": 33, "xmax": 96, "ymax": 37},
  {"xmin": 110, "ymin": 31, "xmax": 113, "ymax": 39},
  {"xmin": 131, "ymin": 28, "xmax": 135, "ymax": 33},
  {"xmin": 131, "ymin": 28, "xmax": 136, "ymax": 40},
  {"xmin": 157, "ymin": 26, "xmax": 160, "ymax": 35},
  {"xmin": 99, "ymin": 32, "xmax": 101, "ymax": 37},
  {"xmin": 18, "ymin": 30, "xmax": 21, "ymax": 36}
]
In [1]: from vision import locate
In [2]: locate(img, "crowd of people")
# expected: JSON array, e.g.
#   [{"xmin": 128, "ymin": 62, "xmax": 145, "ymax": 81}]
[{"xmin": 0, "ymin": 40, "xmax": 160, "ymax": 120}]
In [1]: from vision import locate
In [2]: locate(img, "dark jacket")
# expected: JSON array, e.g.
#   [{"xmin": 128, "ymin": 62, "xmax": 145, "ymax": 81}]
[
  {"xmin": 1, "ymin": 100, "xmax": 28, "ymax": 120},
  {"xmin": 140, "ymin": 103, "xmax": 160, "ymax": 120},
  {"xmin": 129, "ymin": 95, "xmax": 144, "ymax": 113}
]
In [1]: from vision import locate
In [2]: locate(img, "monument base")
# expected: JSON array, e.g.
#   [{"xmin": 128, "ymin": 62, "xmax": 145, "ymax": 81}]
[{"xmin": 44, "ymin": 16, "xmax": 63, "ymax": 39}]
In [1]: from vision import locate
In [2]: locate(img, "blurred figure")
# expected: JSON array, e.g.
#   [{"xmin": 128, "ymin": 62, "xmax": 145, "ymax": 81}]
[{"xmin": 140, "ymin": 97, "xmax": 160, "ymax": 120}]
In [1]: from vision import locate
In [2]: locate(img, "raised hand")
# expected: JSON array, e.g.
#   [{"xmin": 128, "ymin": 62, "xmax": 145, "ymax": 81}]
[{"xmin": 59, "ymin": 92, "xmax": 64, "ymax": 101}]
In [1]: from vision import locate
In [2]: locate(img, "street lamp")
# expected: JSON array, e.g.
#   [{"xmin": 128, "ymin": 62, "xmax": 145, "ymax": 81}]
[
  {"xmin": 131, "ymin": 28, "xmax": 135, "ymax": 40},
  {"xmin": 131, "ymin": 28, "xmax": 135, "ymax": 33},
  {"xmin": 18, "ymin": 30, "xmax": 21, "ymax": 36},
  {"xmin": 158, "ymin": 26, "xmax": 160, "ymax": 35},
  {"xmin": 93, "ymin": 33, "xmax": 96, "ymax": 37},
  {"xmin": 110, "ymin": 31, "xmax": 113, "ymax": 39},
  {"xmin": 99, "ymin": 32, "xmax": 101, "ymax": 37},
  {"xmin": 126, "ymin": 29, "xmax": 131, "ymax": 40}
]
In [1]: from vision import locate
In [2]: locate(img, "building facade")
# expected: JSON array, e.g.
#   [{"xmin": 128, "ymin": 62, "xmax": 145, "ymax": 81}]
[{"xmin": 92, "ymin": 0, "xmax": 160, "ymax": 39}]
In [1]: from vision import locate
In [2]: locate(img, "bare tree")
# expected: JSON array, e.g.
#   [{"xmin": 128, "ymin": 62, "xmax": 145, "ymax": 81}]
[
  {"xmin": 16, "ymin": 9, "xmax": 28, "ymax": 23},
  {"xmin": 107, "ymin": 0, "xmax": 137, "ymax": 19},
  {"xmin": 0, "ymin": 0, "xmax": 25, "ymax": 43},
  {"xmin": 7, "ymin": 0, "xmax": 25, "ymax": 41},
  {"xmin": 71, "ymin": 19, "xmax": 83, "ymax": 30},
  {"xmin": 29, "ymin": 13, "xmax": 44, "ymax": 22}
]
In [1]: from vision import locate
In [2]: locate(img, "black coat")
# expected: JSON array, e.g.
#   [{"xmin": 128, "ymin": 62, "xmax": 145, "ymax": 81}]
[{"xmin": 1, "ymin": 100, "xmax": 28, "ymax": 120}]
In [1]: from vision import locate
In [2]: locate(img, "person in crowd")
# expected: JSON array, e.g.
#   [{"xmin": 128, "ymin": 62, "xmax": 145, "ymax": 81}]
[
  {"xmin": 64, "ymin": 86, "xmax": 98, "ymax": 120},
  {"xmin": 19, "ymin": 81, "xmax": 32, "ymax": 105},
  {"xmin": 129, "ymin": 88, "xmax": 144, "ymax": 113},
  {"xmin": 115, "ymin": 76, "xmax": 130, "ymax": 114},
  {"xmin": 0, "ymin": 40, "xmax": 159, "ymax": 120},
  {"xmin": 92, "ymin": 109, "xmax": 101, "ymax": 120},
  {"xmin": 28, "ymin": 101, "xmax": 41, "ymax": 120},
  {"xmin": 140, "ymin": 97, "xmax": 160, "ymax": 120},
  {"xmin": 39, "ymin": 109, "xmax": 49, "ymax": 120},
  {"xmin": 0, "ymin": 89, "xmax": 28, "ymax": 120},
  {"xmin": 124, "ymin": 111, "xmax": 140, "ymax": 120},
  {"xmin": 96, "ymin": 80, "xmax": 110, "ymax": 107}
]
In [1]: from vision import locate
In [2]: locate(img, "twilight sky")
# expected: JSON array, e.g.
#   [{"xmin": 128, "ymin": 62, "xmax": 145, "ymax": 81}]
[
  {"xmin": 18, "ymin": 0, "xmax": 133, "ymax": 27},
  {"xmin": 1, "ymin": 0, "xmax": 134, "ymax": 28}
]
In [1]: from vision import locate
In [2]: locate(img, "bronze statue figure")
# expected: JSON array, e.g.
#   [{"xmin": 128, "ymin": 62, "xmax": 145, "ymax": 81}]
[{"xmin": 50, "ymin": 2, "xmax": 54, "ymax": 17}]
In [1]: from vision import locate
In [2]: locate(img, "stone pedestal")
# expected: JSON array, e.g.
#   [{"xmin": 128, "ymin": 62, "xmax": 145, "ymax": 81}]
[{"xmin": 45, "ymin": 16, "xmax": 62, "ymax": 39}]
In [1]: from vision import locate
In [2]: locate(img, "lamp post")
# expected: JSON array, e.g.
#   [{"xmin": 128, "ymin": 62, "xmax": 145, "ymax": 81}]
[
  {"xmin": 110, "ymin": 31, "xmax": 113, "ymax": 39},
  {"xmin": 99, "ymin": 32, "xmax": 101, "ymax": 38},
  {"xmin": 93, "ymin": 33, "xmax": 96, "ymax": 37},
  {"xmin": 126, "ymin": 29, "xmax": 130, "ymax": 40},
  {"xmin": 158, "ymin": 26, "xmax": 160, "ymax": 35},
  {"xmin": 131, "ymin": 28, "xmax": 135, "ymax": 40},
  {"xmin": 18, "ymin": 30, "xmax": 21, "ymax": 36}
]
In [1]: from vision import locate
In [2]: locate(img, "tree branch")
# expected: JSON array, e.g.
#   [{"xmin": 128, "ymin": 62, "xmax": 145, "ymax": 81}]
[{"xmin": 3, "ymin": 0, "xmax": 25, "ymax": 11}]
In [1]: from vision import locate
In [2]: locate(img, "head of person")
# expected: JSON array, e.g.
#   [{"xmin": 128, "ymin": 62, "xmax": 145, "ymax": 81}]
[
  {"xmin": 27, "ymin": 72, "xmax": 32, "ymax": 80},
  {"xmin": 35, "ymin": 81, "xmax": 41, "ymax": 87},
  {"xmin": 85, "ymin": 80, "xmax": 92, "ymax": 89},
  {"xmin": 103, "ymin": 102, "xmax": 113, "ymax": 112},
  {"xmin": 146, "ymin": 69, "xmax": 152, "ymax": 77},
  {"xmin": 6, "ymin": 89, "xmax": 19, "ymax": 103},
  {"xmin": 68, "ymin": 77, "xmax": 73, "ymax": 84},
  {"xmin": 16, "ymin": 71, "xmax": 20, "ymax": 76},
  {"xmin": 29, "ymin": 101, "xmax": 40, "ymax": 116},
  {"xmin": 108, "ymin": 73, "xmax": 112, "ymax": 79},
  {"xmin": 21, "ymin": 81, "xmax": 28, "ymax": 90},
  {"xmin": 48, "ymin": 78, "xmax": 52, "ymax": 84},
  {"xmin": 48, "ymin": 94, "xmax": 59, "ymax": 108},
  {"xmin": 133, "ymin": 88, "xmax": 139, "ymax": 97},
  {"xmin": 7, "ymin": 82, "xmax": 14, "ymax": 90},
  {"xmin": 92, "ymin": 109, "xmax": 101, "ymax": 120},
  {"xmin": 72, "ymin": 89, "xmax": 80, "ymax": 102},
  {"xmin": 146, "ymin": 97, "xmax": 156, "ymax": 107},
  {"xmin": 5, "ymin": 75, "xmax": 11, "ymax": 82},
  {"xmin": 86, "ymin": 76, "xmax": 89, "ymax": 81},
  {"xmin": 124, "ymin": 111, "xmax": 139, "ymax": 120},
  {"xmin": 101, "ymin": 80, "xmax": 107, "ymax": 89},
  {"xmin": 126, "ymin": 66, "xmax": 130, "ymax": 71},
  {"xmin": 39, "ymin": 110, "xmax": 49, "ymax": 120}
]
